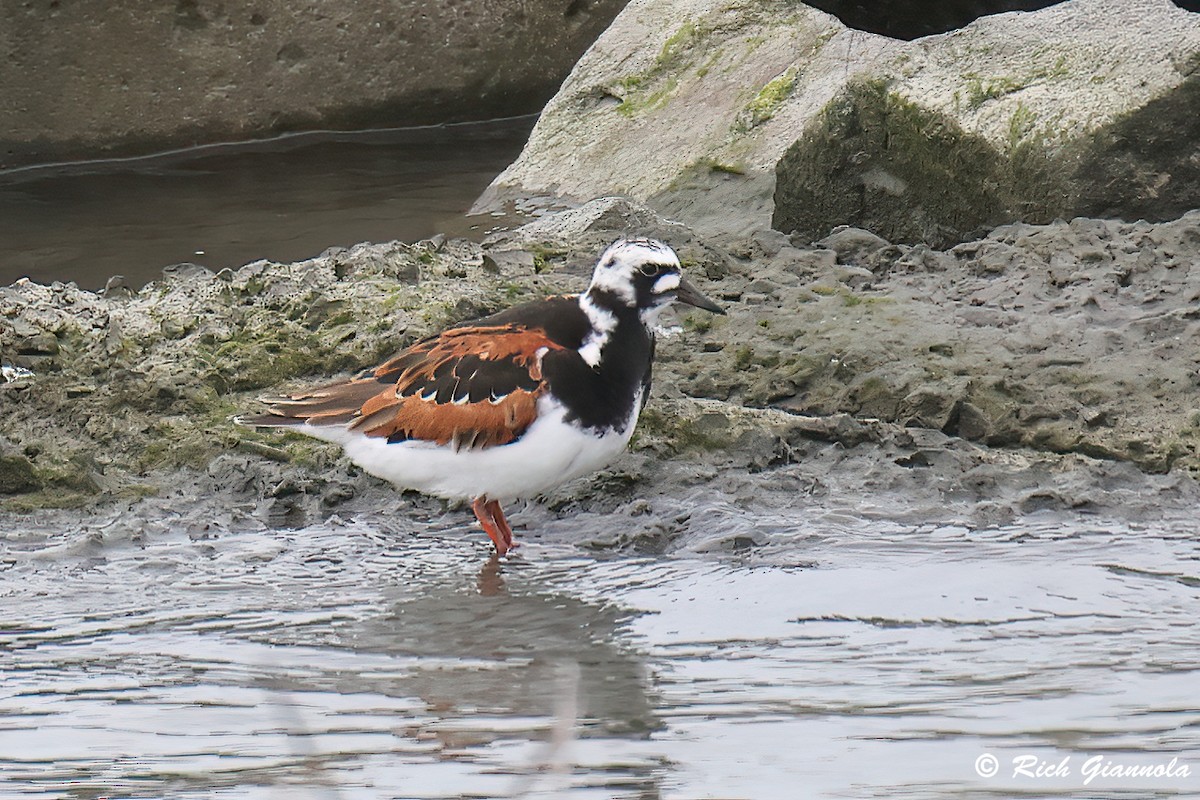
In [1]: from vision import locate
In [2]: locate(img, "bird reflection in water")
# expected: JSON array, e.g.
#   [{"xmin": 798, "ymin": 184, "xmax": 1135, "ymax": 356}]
[{"xmin": 337, "ymin": 551, "xmax": 664, "ymax": 793}]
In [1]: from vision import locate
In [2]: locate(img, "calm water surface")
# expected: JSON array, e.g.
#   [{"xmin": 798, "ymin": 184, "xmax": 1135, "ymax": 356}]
[
  {"xmin": 2, "ymin": 504, "xmax": 1198, "ymax": 798},
  {"xmin": 0, "ymin": 118, "xmax": 532, "ymax": 290}
]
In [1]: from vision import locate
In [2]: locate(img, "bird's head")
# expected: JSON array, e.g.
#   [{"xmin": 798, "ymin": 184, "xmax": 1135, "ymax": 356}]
[{"xmin": 586, "ymin": 238, "xmax": 724, "ymax": 322}]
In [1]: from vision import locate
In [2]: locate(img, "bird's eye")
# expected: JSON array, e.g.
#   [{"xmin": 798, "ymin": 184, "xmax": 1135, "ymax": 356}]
[{"xmin": 639, "ymin": 263, "xmax": 659, "ymax": 277}]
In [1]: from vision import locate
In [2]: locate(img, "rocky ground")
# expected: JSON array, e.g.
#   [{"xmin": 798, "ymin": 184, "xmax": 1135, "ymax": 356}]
[{"xmin": 4, "ymin": 197, "xmax": 1200, "ymax": 545}]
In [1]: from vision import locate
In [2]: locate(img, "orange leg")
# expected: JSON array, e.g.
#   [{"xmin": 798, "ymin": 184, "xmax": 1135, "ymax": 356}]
[
  {"xmin": 471, "ymin": 496, "xmax": 510, "ymax": 556},
  {"xmin": 484, "ymin": 499, "xmax": 516, "ymax": 552}
]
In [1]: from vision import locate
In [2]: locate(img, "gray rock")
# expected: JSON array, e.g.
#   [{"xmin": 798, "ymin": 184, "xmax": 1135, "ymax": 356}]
[
  {"xmin": 480, "ymin": 0, "xmax": 1200, "ymax": 247},
  {"xmin": 16, "ymin": 332, "xmax": 58, "ymax": 356},
  {"xmin": 775, "ymin": 0, "xmax": 1200, "ymax": 245},
  {"xmin": 817, "ymin": 227, "xmax": 892, "ymax": 265},
  {"xmin": 900, "ymin": 382, "xmax": 968, "ymax": 431},
  {"xmin": 475, "ymin": 1, "xmax": 899, "ymax": 236},
  {"xmin": 101, "ymin": 275, "xmax": 133, "ymax": 300},
  {"xmin": 748, "ymin": 229, "xmax": 793, "ymax": 258},
  {"xmin": 480, "ymin": 248, "xmax": 536, "ymax": 276},
  {"xmin": 0, "ymin": 0, "xmax": 629, "ymax": 168},
  {"xmin": 491, "ymin": 196, "xmax": 690, "ymax": 248},
  {"xmin": 0, "ymin": 451, "xmax": 40, "ymax": 495},
  {"xmin": 953, "ymin": 402, "xmax": 993, "ymax": 442}
]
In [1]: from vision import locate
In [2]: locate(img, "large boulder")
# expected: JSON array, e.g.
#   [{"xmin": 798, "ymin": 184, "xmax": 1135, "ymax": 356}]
[
  {"xmin": 0, "ymin": 0, "xmax": 628, "ymax": 168},
  {"xmin": 476, "ymin": 1, "xmax": 902, "ymax": 236},
  {"xmin": 479, "ymin": 0, "xmax": 1200, "ymax": 244},
  {"xmin": 775, "ymin": 0, "xmax": 1200, "ymax": 246}
]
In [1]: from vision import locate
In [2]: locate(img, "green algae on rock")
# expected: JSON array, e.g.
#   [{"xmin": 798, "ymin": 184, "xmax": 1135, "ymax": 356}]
[
  {"xmin": 0, "ymin": 453, "xmax": 41, "ymax": 495},
  {"xmin": 5, "ymin": 199, "xmax": 1200, "ymax": 525},
  {"xmin": 772, "ymin": 79, "xmax": 1013, "ymax": 248}
]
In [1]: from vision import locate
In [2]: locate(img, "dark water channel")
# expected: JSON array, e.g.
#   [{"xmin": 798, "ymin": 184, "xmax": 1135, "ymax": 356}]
[
  {"xmin": 2, "ymin": 501, "xmax": 1198, "ymax": 798},
  {"xmin": 0, "ymin": 117, "xmax": 533, "ymax": 290}
]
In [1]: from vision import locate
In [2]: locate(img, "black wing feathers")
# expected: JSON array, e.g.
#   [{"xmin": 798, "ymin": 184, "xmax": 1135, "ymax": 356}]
[{"xmin": 462, "ymin": 295, "xmax": 591, "ymax": 350}]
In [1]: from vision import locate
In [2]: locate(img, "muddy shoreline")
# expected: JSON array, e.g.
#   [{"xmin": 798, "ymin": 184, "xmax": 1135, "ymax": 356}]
[{"xmin": 3, "ymin": 197, "xmax": 1199, "ymax": 539}]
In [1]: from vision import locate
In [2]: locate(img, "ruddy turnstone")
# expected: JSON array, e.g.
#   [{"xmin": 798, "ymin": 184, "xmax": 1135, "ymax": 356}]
[{"xmin": 243, "ymin": 238, "xmax": 723, "ymax": 555}]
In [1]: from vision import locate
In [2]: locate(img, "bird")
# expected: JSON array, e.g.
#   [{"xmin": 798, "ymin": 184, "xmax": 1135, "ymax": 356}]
[{"xmin": 242, "ymin": 238, "xmax": 724, "ymax": 555}]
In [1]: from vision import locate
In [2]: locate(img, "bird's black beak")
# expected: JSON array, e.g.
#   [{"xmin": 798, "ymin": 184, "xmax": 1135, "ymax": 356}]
[{"xmin": 675, "ymin": 275, "xmax": 725, "ymax": 314}]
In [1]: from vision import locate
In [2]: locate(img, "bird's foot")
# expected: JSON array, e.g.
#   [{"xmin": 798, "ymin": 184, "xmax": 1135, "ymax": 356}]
[
  {"xmin": 485, "ymin": 499, "xmax": 517, "ymax": 552},
  {"xmin": 472, "ymin": 496, "xmax": 516, "ymax": 556}
]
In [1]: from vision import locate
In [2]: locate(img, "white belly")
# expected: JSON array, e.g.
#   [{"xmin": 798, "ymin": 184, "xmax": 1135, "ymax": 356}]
[{"xmin": 300, "ymin": 394, "xmax": 639, "ymax": 502}]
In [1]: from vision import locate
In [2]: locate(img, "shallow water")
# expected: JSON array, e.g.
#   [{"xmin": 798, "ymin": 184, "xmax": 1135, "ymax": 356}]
[
  {"xmin": 3, "ymin": 502, "xmax": 1198, "ymax": 798},
  {"xmin": 0, "ymin": 118, "xmax": 532, "ymax": 290}
]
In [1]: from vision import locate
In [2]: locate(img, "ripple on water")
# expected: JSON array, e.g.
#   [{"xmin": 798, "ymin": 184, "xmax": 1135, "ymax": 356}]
[{"xmin": 1, "ymin": 506, "xmax": 1198, "ymax": 798}]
